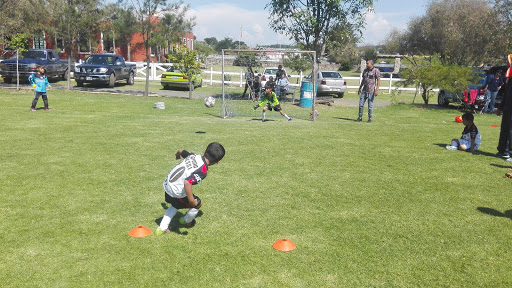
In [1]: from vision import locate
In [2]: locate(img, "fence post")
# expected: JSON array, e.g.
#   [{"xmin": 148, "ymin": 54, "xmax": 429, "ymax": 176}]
[
  {"xmin": 210, "ymin": 67, "xmax": 213, "ymax": 85},
  {"xmin": 240, "ymin": 69, "xmax": 243, "ymax": 87},
  {"xmin": 151, "ymin": 63, "xmax": 157, "ymax": 81},
  {"xmin": 388, "ymin": 74, "xmax": 392, "ymax": 94}
]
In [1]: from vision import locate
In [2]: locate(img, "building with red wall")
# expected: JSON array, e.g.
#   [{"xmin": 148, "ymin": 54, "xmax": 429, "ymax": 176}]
[{"xmin": 1, "ymin": 21, "xmax": 194, "ymax": 62}]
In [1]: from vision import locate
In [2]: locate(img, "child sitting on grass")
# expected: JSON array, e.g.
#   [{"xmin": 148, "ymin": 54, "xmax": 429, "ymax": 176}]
[{"xmin": 446, "ymin": 112, "xmax": 481, "ymax": 154}]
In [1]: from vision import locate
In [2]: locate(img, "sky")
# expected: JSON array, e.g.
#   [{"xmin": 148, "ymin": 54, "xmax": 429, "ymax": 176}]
[{"xmin": 182, "ymin": 0, "xmax": 430, "ymax": 46}]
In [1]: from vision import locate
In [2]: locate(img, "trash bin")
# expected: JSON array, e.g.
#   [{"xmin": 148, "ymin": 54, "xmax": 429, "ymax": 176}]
[{"xmin": 299, "ymin": 81, "xmax": 316, "ymax": 108}]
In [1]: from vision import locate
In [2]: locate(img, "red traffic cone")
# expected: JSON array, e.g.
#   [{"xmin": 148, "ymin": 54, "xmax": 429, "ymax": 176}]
[
  {"xmin": 129, "ymin": 225, "xmax": 152, "ymax": 237},
  {"xmin": 272, "ymin": 239, "xmax": 296, "ymax": 251}
]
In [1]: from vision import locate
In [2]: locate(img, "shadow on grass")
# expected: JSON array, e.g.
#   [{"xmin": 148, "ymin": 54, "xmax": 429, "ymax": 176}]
[
  {"xmin": 155, "ymin": 203, "xmax": 203, "ymax": 235},
  {"xmin": 433, "ymin": 143, "xmax": 448, "ymax": 148},
  {"xmin": 433, "ymin": 144, "xmax": 504, "ymax": 159},
  {"xmin": 333, "ymin": 117, "xmax": 356, "ymax": 122},
  {"xmin": 477, "ymin": 207, "xmax": 512, "ymax": 220},
  {"xmin": 490, "ymin": 163, "xmax": 512, "ymax": 169}
]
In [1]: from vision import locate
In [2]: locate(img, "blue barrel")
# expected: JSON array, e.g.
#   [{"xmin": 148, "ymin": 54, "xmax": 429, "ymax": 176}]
[{"xmin": 299, "ymin": 81, "xmax": 316, "ymax": 108}]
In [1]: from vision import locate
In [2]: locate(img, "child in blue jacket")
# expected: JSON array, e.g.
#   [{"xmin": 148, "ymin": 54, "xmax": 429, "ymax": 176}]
[{"xmin": 28, "ymin": 65, "xmax": 51, "ymax": 111}]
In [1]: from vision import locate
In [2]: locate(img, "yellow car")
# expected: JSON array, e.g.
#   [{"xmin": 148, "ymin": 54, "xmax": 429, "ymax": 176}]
[{"xmin": 161, "ymin": 67, "xmax": 202, "ymax": 90}]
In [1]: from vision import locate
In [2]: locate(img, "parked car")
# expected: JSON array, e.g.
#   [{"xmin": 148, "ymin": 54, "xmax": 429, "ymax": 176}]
[
  {"xmin": 74, "ymin": 54, "xmax": 136, "ymax": 88},
  {"xmin": 259, "ymin": 66, "xmax": 286, "ymax": 88},
  {"xmin": 0, "ymin": 49, "xmax": 69, "ymax": 83},
  {"xmin": 161, "ymin": 67, "xmax": 202, "ymax": 90},
  {"xmin": 437, "ymin": 66, "xmax": 506, "ymax": 107},
  {"xmin": 304, "ymin": 70, "xmax": 347, "ymax": 98}
]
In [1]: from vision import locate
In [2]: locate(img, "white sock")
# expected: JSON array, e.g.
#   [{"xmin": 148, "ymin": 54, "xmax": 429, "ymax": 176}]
[
  {"xmin": 262, "ymin": 111, "xmax": 266, "ymax": 121},
  {"xmin": 159, "ymin": 206, "xmax": 177, "ymax": 230},
  {"xmin": 184, "ymin": 208, "xmax": 199, "ymax": 223},
  {"xmin": 284, "ymin": 113, "xmax": 290, "ymax": 120}
]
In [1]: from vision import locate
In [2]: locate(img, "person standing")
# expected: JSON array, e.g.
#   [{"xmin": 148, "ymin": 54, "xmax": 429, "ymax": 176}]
[
  {"xmin": 28, "ymin": 65, "xmax": 51, "ymax": 111},
  {"xmin": 483, "ymin": 69, "xmax": 504, "ymax": 113},
  {"xmin": 357, "ymin": 60, "xmax": 381, "ymax": 123},
  {"xmin": 241, "ymin": 67, "xmax": 254, "ymax": 99},
  {"xmin": 496, "ymin": 77, "xmax": 512, "ymax": 161}
]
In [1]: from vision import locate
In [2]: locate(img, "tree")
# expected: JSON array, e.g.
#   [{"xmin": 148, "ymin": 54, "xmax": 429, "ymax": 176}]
[
  {"xmin": 194, "ymin": 41, "xmax": 216, "ymax": 61},
  {"xmin": 7, "ymin": 33, "xmax": 29, "ymax": 90},
  {"xmin": 397, "ymin": 56, "xmax": 480, "ymax": 104},
  {"xmin": 360, "ymin": 46, "xmax": 378, "ymax": 62},
  {"xmin": 51, "ymin": 0, "xmax": 101, "ymax": 90},
  {"xmin": 266, "ymin": 0, "xmax": 374, "ymax": 66},
  {"xmin": 0, "ymin": 0, "xmax": 47, "ymax": 57},
  {"xmin": 493, "ymin": 0, "xmax": 512, "ymax": 58},
  {"xmin": 395, "ymin": 0, "xmax": 504, "ymax": 66},
  {"xmin": 283, "ymin": 53, "xmax": 312, "ymax": 81},
  {"xmin": 215, "ymin": 37, "xmax": 235, "ymax": 52},
  {"xmin": 111, "ymin": 5, "xmax": 139, "ymax": 61},
  {"xmin": 125, "ymin": 0, "xmax": 168, "ymax": 96},
  {"xmin": 166, "ymin": 45, "xmax": 202, "ymax": 99},
  {"xmin": 122, "ymin": 0, "xmax": 194, "ymax": 97},
  {"xmin": 153, "ymin": 4, "xmax": 195, "ymax": 59},
  {"xmin": 204, "ymin": 37, "xmax": 218, "ymax": 47}
]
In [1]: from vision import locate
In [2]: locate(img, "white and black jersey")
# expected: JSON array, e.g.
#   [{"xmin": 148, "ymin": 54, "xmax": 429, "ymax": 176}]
[{"xmin": 163, "ymin": 150, "xmax": 208, "ymax": 199}]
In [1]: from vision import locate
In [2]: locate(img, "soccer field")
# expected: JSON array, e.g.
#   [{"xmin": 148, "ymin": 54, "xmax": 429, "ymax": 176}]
[{"xmin": 1, "ymin": 88, "xmax": 511, "ymax": 287}]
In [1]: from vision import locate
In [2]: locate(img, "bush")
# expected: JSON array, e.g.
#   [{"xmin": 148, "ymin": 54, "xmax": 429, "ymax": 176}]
[{"xmin": 338, "ymin": 60, "xmax": 352, "ymax": 71}]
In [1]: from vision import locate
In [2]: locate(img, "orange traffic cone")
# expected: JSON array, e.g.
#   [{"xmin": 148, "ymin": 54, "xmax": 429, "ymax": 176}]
[
  {"xmin": 129, "ymin": 225, "xmax": 152, "ymax": 237},
  {"xmin": 272, "ymin": 239, "xmax": 296, "ymax": 251}
]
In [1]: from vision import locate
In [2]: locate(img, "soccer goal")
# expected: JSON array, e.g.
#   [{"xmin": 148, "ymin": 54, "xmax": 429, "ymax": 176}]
[{"xmin": 219, "ymin": 49, "xmax": 319, "ymax": 121}]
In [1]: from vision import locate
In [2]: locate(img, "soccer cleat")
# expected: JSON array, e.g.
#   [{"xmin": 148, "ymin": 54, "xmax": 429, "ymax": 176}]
[
  {"xmin": 288, "ymin": 118, "xmax": 292, "ymax": 122},
  {"xmin": 30, "ymin": 108, "xmax": 36, "ymax": 112},
  {"xmin": 367, "ymin": 119, "xmax": 372, "ymax": 123},
  {"xmin": 497, "ymin": 152, "xmax": 510, "ymax": 159},
  {"xmin": 179, "ymin": 217, "xmax": 196, "ymax": 228},
  {"xmin": 506, "ymin": 158, "xmax": 512, "ymax": 162},
  {"xmin": 155, "ymin": 227, "xmax": 170, "ymax": 236},
  {"xmin": 446, "ymin": 145, "xmax": 458, "ymax": 151},
  {"xmin": 355, "ymin": 118, "xmax": 362, "ymax": 122},
  {"xmin": 45, "ymin": 108, "xmax": 49, "ymax": 111}
]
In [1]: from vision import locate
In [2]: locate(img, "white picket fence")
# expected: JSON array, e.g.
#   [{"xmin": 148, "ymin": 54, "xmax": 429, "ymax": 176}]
[{"xmin": 125, "ymin": 62, "xmax": 419, "ymax": 93}]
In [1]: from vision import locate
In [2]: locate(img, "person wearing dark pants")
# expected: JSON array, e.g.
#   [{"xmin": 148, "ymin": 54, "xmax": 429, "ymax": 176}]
[
  {"xmin": 29, "ymin": 65, "xmax": 51, "ymax": 111},
  {"xmin": 496, "ymin": 79, "xmax": 512, "ymax": 161}
]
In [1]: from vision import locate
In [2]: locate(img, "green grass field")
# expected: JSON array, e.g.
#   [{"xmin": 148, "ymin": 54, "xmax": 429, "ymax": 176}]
[{"xmin": 1, "ymin": 87, "xmax": 511, "ymax": 287}]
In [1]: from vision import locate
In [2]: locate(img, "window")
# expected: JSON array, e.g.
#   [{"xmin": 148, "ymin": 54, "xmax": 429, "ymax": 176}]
[{"xmin": 33, "ymin": 37, "xmax": 45, "ymax": 49}]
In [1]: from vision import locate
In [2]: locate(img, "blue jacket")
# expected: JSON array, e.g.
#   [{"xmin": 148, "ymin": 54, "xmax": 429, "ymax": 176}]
[
  {"xmin": 486, "ymin": 74, "xmax": 503, "ymax": 92},
  {"xmin": 28, "ymin": 73, "xmax": 50, "ymax": 92}
]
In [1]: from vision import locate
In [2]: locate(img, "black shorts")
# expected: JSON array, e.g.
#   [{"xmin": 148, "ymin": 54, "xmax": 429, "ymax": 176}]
[
  {"xmin": 165, "ymin": 192, "xmax": 201, "ymax": 209},
  {"xmin": 266, "ymin": 103, "xmax": 282, "ymax": 111}
]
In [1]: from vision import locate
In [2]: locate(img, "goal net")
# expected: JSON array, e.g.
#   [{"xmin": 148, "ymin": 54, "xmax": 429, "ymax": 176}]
[{"xmin": 218, "ymin": 49, "xmax": 318, "ymax": 121}]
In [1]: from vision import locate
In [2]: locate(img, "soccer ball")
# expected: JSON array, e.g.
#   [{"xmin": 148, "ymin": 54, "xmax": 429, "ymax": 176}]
[
  {"xmin": 455, "ymin": 115, "xmax": 463, "ymax": 123},
  {"xmin": 204, "ymin": 96, "xmax": 215, "ymax": 108}
]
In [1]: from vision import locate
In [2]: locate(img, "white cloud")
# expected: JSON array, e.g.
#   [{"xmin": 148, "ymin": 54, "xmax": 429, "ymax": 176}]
[
  {"xmin": 361, "ymin": 11, "xmax": 392, "ymax": 45},
  {"xmin": 188, "ymin": 3, "xmax": 293, "ymax": 46}
]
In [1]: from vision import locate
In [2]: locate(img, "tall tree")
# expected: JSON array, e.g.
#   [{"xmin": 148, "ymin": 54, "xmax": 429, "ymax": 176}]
[
  {"xmin": 0, "ymin": 0, "xmax": 47, "ymax": 55},
  {"xmin": 395, "ymin": 0, "xmax": 503, "ymax": 66},
  {"xmin": 123, "ymin": 0, "xmax": 194, "ymax": 97},
  {"xmin": 204, "ymin": 37, "xmax": 218, "ymax": 47},
  {"xmin": 51, "ymin": 0, "xmax": 101, "ymax": 90},
  {"xmin": 493, "ymin": 0, "xmax": 512, "ymax": 58},
  {"xmin": 266, "ymin": 0, "xmax": 373, "ymax": 66}
]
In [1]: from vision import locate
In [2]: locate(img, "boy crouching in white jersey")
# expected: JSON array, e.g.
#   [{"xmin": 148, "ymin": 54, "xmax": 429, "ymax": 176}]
[{"xmin": 156, "ymin": 142, "xmax": 225, "ymax": 235}]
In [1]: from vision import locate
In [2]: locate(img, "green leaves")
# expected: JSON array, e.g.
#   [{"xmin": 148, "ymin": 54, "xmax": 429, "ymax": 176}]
[{"xmin": 266, "ymin": 0, "xmax": 374, "ymax": 63}]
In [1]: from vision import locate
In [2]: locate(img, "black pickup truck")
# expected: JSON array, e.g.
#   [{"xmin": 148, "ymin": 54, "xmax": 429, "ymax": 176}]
[
  {"xmin": 0, "ymin": 49, "xmax": 69, "ymax": 83},
  {"xmin": 74, "ymin": 54, "xmax": 136, "ymax": 87}
]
